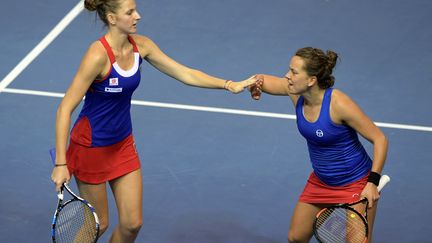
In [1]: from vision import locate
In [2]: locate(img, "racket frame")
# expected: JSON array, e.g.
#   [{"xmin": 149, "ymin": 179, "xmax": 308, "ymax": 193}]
[
  {"xmin": 51, "ymin": 183, "xmax": 100, "ymax": 243},
  {"xmin": 313, "ymin": 198, "xmax": 369, "ymax": 243},
  {"xmin": 49, "ymin": 148, "xmax": 100, "ymax": 242},
  {"xmin": 312, "ymin": 175, "xmax": 390, "ymax": 243}
]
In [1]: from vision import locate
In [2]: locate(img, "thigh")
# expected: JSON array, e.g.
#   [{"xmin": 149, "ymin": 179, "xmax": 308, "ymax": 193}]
[
  {"xmin": 363, "ymin": 201, "xmax": 378, "ymax": 243},
  {"xmin": 289, "ymin": 202, "xmax": 324, "ymax": 241},
  {"xmin": 76, "ymin": 179, "xmax": 109, "ymax": 225},
  {"xmin": 348, "ymin": 201, "xmax": 378, "ymax": 243},
  {"xmin": 109, "ymin": 169, "xmax": 143, "ymax": 222}
]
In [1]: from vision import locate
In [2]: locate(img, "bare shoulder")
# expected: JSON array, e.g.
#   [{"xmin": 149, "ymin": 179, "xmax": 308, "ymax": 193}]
[
  {"xmin": 76, "ymin": 41, "xmax": 110, "ymax": 80},
  {"xmin": 129, "ymin": 34, "xmax": 156, "ymax": 56},
  {"xmin": 84, "ymin": 41, "xmax": 108, "ymax": 66},
  {"xmin": 331, "ymin": 89, "xmax": 357, "ymax": 109},
  {"xmin": 129, "ymin": 34, "xmax": 152, "ymax": 43},
  {"xmin": 331, "ymin": 88, "xmax": 364, "ymax": 122}
]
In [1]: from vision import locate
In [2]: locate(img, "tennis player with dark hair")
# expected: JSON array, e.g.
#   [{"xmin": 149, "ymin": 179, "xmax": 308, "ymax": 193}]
[
  {"xmin": 249, "ymin": 47, "xmax": 388, "ymax": 243},
  {"xmin": 50, "ymin": 0, "xmax": 256, "ymax": 241}
]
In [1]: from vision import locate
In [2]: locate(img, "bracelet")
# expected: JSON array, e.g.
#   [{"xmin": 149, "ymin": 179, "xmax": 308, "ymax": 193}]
[
  {"xmin": 223, "ymin": 80, "xmax": 233, "ymax": 90},
  {"xmin": 367, "ymin": 171, "xmax": 381, "ymax": 186},
  {"xmin": 55, "ymin": 163, "xmax": 67, "ymax": 167}
]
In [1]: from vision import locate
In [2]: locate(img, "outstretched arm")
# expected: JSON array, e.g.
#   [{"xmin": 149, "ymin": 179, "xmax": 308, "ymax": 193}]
[
  {"xmin": 257, "ymin": 74, "xmax": 290, "ymax": 95},
  {"xmin": 249, "ymin": 74, "xmax": 298, "ymax": 105},
  {"xmin": 135, "ymin": 35, "xmax": 256, "ymax": 93}
]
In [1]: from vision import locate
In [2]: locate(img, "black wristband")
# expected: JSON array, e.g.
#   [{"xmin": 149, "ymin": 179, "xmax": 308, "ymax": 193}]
[
  {"xmin": 55, "ymin": 163, "xmax": 67, "ymax": 167},
  {"xmin": 367, "ymin": 171, "xmax": 381, "ymax": 186}
]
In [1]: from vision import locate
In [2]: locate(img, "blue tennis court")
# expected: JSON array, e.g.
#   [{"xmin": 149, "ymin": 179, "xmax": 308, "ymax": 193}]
[{"xmin": 1, "ymin": 0, "xmax": 431, "ymax": 242}]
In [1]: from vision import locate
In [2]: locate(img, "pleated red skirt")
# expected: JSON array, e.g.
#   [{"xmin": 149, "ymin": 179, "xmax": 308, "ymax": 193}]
[{"xmin": 66, "ymin": 134, "xmax": 140, "ymax": 184}]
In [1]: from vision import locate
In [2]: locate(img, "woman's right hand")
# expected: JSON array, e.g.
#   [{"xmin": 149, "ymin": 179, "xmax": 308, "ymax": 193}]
[
  {"xmin": 51, "ymin": 166, "xmax": 70, "ymax": 192},
  {"xmin": 249, "ymin": 74, "xmax": 264, "ymax": 100},
  {"xmin": 226, "ymin": 76, "xmax": 258, "ymax": 94}
]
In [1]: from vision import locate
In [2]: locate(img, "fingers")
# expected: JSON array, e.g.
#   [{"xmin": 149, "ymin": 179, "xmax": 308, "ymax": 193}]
[
  {"xmin": 250, "ymin": 77, "xmax": 263, "ymax": 100},
  {"xmin": 250, "ymin": 85, "xmax": 261, "ymax": 100},
  {"xmin": 226, "ymin": 75, "xmax": 263, "ymax": 96},
  {"xmin": 51, "ymin": 177, "xmax": 66, "ymax": 192},
  {"xmin": 245, "ymin": 76, "xmax": 258, "ymax": 87},
  {"xmin": 227, "ymin": 83, "xmax": 243, "ymax": 93},
  {"xmin": 55, "ymin": 182, "xmax": 63, "ymax": 193},
  {"xmin": 228, "ymin": 81, "xmax": 251, "ymax": 93},
  {"xmin": 370, "ymin": 194, "xmax": 381, "ymax": 208},
  {"xmin": 234, "ymin": 77, "xmax": 257, "ymax": 91},
  {"xmin": 365, "ymin": 197, "xmax": 374, "ymax": 209},
  {"xmin": 54, "ymin": 178, "xmax": 68, "ymax": 192},
  {"xmin": 361, "ymin": 194, "xmax": 380, "ymax": 209}
]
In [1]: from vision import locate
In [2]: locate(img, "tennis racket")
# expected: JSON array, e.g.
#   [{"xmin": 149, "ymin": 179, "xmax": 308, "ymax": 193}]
[
  {"xmin": 313, "ymin": 174, "xmax": 390, "ymax": 243},
  {"xmin": 50, "ymin": 148, "xmax": 100, "ymax": 243}
]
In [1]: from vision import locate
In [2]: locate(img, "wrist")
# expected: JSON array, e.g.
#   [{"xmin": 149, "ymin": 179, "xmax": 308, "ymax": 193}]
[
  {"xmin": 55, "ymin": 163, "xmax": 67, "ymax": 167},
  {"xmin": 367, "ymin": 171, "xmax": 381, "ymax": 186},
  {"xmin": 223, "ymin": 80, "xmax": 233, "ymax": 90}
]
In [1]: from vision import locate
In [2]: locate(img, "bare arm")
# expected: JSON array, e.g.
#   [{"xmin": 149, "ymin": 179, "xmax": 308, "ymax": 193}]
[
  {"xmin": 331, "ymin": 89, "xmax": 388, "ymax": 207},
  {"xmin": 251, "ymin": 74, "xmax": 299, "ymax": 105},
  {"xmin": 51, "ymin": 42, "xmax": 108, "ymax": 191},
  {"xmin": 133, "ymin": 35, "xmax": 255, "ymax": 92}
]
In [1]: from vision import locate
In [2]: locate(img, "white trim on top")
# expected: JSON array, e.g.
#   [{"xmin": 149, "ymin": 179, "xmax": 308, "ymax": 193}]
[{"xmin": 112, "ymin": 53, "xmax": 140, "ymax": 77}]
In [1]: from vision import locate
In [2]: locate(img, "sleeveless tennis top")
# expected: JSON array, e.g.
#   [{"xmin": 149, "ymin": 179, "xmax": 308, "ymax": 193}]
[
  {"xmin": 70, "ymin": 35, "xmax": 142, "ymax": 147},
  {"xmin": 295, "ymin": 88, "xmax": 372, "ymax": 186}
]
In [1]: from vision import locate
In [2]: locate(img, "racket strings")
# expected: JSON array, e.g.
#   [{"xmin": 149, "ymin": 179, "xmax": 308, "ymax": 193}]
[
  {"xmin": 315, "ymin": 208, "xmax": 367, "ymax": 243},
  {"xmin": 55, "ymin": 200, "xmax": 97, "ymax": 243}
]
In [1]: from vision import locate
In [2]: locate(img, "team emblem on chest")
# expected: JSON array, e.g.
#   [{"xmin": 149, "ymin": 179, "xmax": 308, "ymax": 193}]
[
  {"xmin": 105, "ymin": 77, "xmax": 122, "ymax": 93},
  {"xmin": 109, "ymin": 78, "xmax": 119, "ymax": 86}
]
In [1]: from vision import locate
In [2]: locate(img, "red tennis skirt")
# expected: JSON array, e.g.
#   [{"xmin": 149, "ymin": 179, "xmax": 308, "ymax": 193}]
[
  {"xmin": 299, "ymin": 172, "xmax": 368, "ymax": 204},
  {"xmin": 66, "ymin": 134, "xmax": 141, "ymax": 184}
]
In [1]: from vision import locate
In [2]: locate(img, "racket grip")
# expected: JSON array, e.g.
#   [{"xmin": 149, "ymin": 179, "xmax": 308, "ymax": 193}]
[{"xmin": 377, "ymin": 174, "xmax": 390, "ymax": 192}]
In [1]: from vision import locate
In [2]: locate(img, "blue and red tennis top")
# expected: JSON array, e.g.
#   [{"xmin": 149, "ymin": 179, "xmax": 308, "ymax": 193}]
[
  {"xmin": 70, "ymin": 35, "xmax": 142, "ymax": 147},
  {"xmin": 295, "ymin": 88, "xmax": 372, "ymax": 186}
]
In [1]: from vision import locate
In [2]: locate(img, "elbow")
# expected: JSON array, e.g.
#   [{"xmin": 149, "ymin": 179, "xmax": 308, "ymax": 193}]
[
  {"xmin": 56, "ymin": 105, "xmax": 62, "ymax": 117},
  {"xmin": 382, "ymin": 132, "xmax": 389, "ymax": 146},
  {"xmin": 56, "ymin": 105, "xmax": 66, "ymax": 119},
  {"xmin": 56, "ymin": 103, "xmax": 73, "ymax": 121},
  {"xmin": 378, "ymin": 132, "xmax": 389, "ymax": 152}
]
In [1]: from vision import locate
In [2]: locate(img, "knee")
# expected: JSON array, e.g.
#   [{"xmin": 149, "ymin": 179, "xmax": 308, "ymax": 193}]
[
  {"xmin": 287, "ymin": 235, "xmax": 302, "ymax": 243},
  {"xmin": 287, "ymin": 231, "xmax": 298, "ymax": 243},
  {"xmin": 120, "ymin": 217, "xmax": 143, "ymax": 234},
  {"xmin": 287, "ymin": 228, "xmax": 308, "ymax": 243}
]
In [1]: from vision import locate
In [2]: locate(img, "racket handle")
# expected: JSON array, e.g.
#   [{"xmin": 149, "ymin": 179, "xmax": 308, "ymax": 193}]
[
  {"xmin": 57, "ymin": 191, "xmax": 64, "ymax": 200},
  {"xmin": 377, "ymin": 174, "xmax": 390, "ymax": 192},
  {"xmin": 57, "ymin": 183, "xmax": 66, "ymax": 200}
]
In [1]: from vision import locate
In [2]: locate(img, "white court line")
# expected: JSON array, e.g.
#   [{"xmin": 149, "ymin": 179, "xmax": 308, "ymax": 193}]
[
  {"xmin": 3, "ymin": 87, "xmax": 432, "ymax": 132},
  {"xmin": 0, "ymin": 1, "xmax": 84, "ymax": 92}
]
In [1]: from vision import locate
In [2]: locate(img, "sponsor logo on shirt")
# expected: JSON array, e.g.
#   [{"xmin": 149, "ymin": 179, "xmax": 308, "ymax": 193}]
[
  {"xmin": 105, "ymin": 87, "xmax": 123, "ymax": 93},
  {"xmin": 316, "ymin": 129, "xmax": 324, "ymax": 137},
  {"xmin": 109, "ymin": 78, "xmax": 119, "ymax": 86}
]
